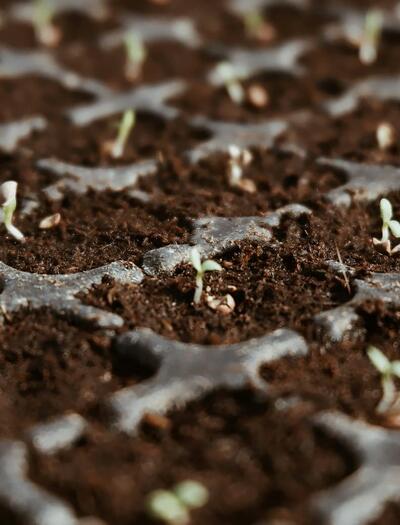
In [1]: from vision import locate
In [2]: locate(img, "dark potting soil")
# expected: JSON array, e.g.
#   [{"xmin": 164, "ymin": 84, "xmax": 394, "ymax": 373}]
[
  {"xmin": 29, "ymin": 389, "xmax": 357, "ymax": 525},
  {"xmin": 137, "ymin": 149, "xmax": 345, "ymax": 217},
  {"xmin": 18, "ymin": 114, "xmax": 207, "ymax": 167},
  {"xmin": 56, "ymin": 41, "xmax": 216, "ymax": 91},
  {"xmin": 171, "ymin": 73, "xmax": 336, "ymax": 122},
  {"xmin": 262, "ymin": 303, "xmax": 400, "ymax": 422},
  {"xmin": 81, "ymin": 239, "xmax": 350, "ymax": 345},
  {"xmin": 0, "ymin": 10, "xmax": 119, "ymax": 49},
  {"xmin": 0, "ymin": 75, "xmax": 93, "ymax": 124},
  {"xmin": 302, "ymin": 37, "xmax": 400, "ymax": 85},
  {"xmin": 280, "ymin": 99, "xmax": 400, "ymax": 165},
  {"xmin": 0, "ymin": 309, "xmax": 148, "ymax": 433},
  {"xmin": 0, "ymin": 150, "xmax": 343, "ymax": 274},
  {"xmin": 0, "ymin": 189, "xmax": 192, "ymax": 274}
]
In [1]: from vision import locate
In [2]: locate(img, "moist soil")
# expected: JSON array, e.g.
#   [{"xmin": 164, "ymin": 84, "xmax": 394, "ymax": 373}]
[
  {"xmin": 280, "ymin": 99, "xmax": 400, "ymax": 165},
  {"xmin": 0, "ymin": 309, "xmax": 149, "ymax": 437},
  {"xmin": 1, "ymin": 1, "xmax": 400, "ymax": 524},
  {"xmin": 29, "ymin": 389, "xmax": 357, "ymax": 525},
  {"xmin": 18, "ymin": 114, "xmax": 208, "ymax": 167}
]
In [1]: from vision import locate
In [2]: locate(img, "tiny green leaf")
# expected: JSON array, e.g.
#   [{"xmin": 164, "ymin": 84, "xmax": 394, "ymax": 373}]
[
  {"xmin": 391, "ymin": 361, "xmax": 400, "ymax": 378},
  {"xmin": 146, "ymin": 490, "xmax": 189, "ymax": 525},
  {"xmin": 380, "ymin": 198, "xmax": 393, "ymax": 224},
  {"xmin": 389, "ymin": 220, "xmax": 400, "ymax": 238},
  {"xmin": 367, "ymin": 345, "xmax": 391, "ymax": 374},
  {"xmin": 202, "ymin": 260, "xmax": 223, "ymax": 273},
  {"xmin": 174, "ymin": 480, "xmax": 209, "ymax": 510},
  {"xmin": 190, "ymin": 247, "xmax": 202, "ymax": 273}
]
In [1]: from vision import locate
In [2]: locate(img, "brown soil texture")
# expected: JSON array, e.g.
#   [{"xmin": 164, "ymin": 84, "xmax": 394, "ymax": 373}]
[
  {"xmin": 280, "ymin": 100, "xmax": 400, "ymax": 164},
  {"xmin": 0, "ymin": 189, "xmax": 191, "ymax": 273},
  {"xmin": 82, "ymin": 239, "xmax": 350, "ymax": 344},
  {"xmin": 30, "ymin": 389, "xmax": 357, "ymax": 525},
  {"xmin": 19, "ymin": 114, "xmax": 207, "ymax": 166},
  {"xmin": 0, "ymin": 309, "xmax": 148, "ymax": 434}
]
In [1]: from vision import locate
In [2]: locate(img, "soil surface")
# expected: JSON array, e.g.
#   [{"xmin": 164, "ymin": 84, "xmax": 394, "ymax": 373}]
[{"xmin": 0, "ymin": 0, "xmax": 400, "ymax": 524}]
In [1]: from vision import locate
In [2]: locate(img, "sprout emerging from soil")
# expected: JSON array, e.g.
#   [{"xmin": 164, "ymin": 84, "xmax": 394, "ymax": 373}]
[
  {"xmin": 0, "ymin": 181, "xmax": 25, "ymax": 242},
  {"xmin": 367, "ymin": 345, "xmax": 400, "ymax": 413},
  {"xmin": 190, "ymin": 247, "xmax": 222, "ymax": 304},
  {"xmin": 373, "ymin": 198, "xmax": 400, "ymax": 254},
  {"xmin": 227, "ymin": 145, "xmax": 256, "ymax": 193},
  {"xmin": 146, "ymin": 481, "xmax": 209, "ymax": 524},
  {"xmin": 33, "ymin": 0, "xmax": 61, "ymax": 47},
  {"xmin": 124, "ymin": 32, "xmax": 147, "ymax": 81},
  {"xmin": 376, "ymin": 122, "xmax": 396, "ymax": 151},
  {"xmin": 146, "ymin": 490, "xmax": 189, "ymax": 525},
  {"xmin": 173, "ymin": 481, "xmax": 209, "ymax": 509},
  {"xmin": 244, "ymin": 10, "xmax": 276, "ymax": 42},
  {"xmin": 359, "ymin": 8, "xmax": 384, "ymax": 65},
  {"xmin": 213, "ymin": 62, "xmax": 245, "ymax": 104},
  {"xmin": 106, "ymin": 109, "xmax": 136, "ymax": 159}
]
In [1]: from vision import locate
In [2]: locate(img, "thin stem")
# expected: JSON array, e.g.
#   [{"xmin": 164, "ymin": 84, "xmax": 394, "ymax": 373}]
[
  {"xmin": 377, "ymin": 375, "xmax": 396, "ymax": 413},
  {"xmin": 194, "ymin": 273, "xmax": 203, "ymax": 304},
  {"xmin": 381, "ymin": 224, "xmax": 389, "ymax": 242}
]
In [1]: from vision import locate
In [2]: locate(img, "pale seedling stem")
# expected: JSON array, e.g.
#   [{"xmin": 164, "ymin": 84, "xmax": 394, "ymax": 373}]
[
  {"xmin": 359, "ymin": 8, "xmax": 384, "ymax": 65},
  {"xmin": 1, "ymin": 181, "xmax": 25, "ymax": 242},
  {"xmin": 190, "ymin": 247, "xmax": 222, "ymax": 304},
  {"xmin": 111, "ymin": 110, "xmax": 136, "ymax": 159},
  {"xmin": 124, "ymin": 32, "xmax": 147, "ymax": 81}
]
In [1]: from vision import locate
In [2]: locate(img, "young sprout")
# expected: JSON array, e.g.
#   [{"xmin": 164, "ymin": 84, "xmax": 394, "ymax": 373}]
[
  {"xmin": 33, "ymin": 0, "xmax": 61, "ymax": 47},
  {"xmin": 376, "ymin": 122, "xmax": 396, "ymax": 151},
  {"xmin": 244, "ymin": 10, "xmax": 276, "ymax": 43},
  {"xmin": 146, "ymin": 490, "xmax": 189, "ymax": 525},
  {"xmin": 227, "ymin": 145, "xmax": 256, "ymax": 193},
  {"xmin": 190, "ymin": 247, "xmax": 222, "ymax": 304},
  {"xmin": 213, "ymin": 62, "xmax": 245, "ymax": 104},
  {"xmin": 124, "ymin": 32, "xmax": 147, "ymax": 81},
  {"xmin": 146, "ymin": 481, "xmax": 209, "ymax": 525},
  {"xmin": 105, "ymin": 110, "xmax": 136, "ymax": 159},
  {"xmin": 373, "ymin": 198, "xmax": 400, "ymax": 254},
  {"xmin": 359, "ymin": 8, "xmax": 384, "ymax": 65},
  {"xmin": 173, "ymin": 481, "xmax": 209, "ymax": 510},
  {"xmin": 367, "ymin": 345, "xmax": 400, "ymax": 413},
  {"xmin": 0, "ymin": 181, "xmax": 25, "ymax": 242}
]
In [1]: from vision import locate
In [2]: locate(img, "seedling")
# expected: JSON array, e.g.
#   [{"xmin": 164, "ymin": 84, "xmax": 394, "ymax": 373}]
[
  {"xmin": 359, "ymin": 8, "xmax": 384, "ymax": 65},
  {"xmin": 146, "ymin": 490, "xmax": 189, "ymax": 525},
  {"xmin": 376, "ymin": 122, "xmax": 396, "ymax": 151},
  {"xmin": 124, "ymin": 32, "xmax": 147, "ymax": 81},
  {"xmin": 190, "ymin": 247, "xmax": 222, "ymax": 304},
  {"xmin": 367, "ymin": 345, "xmax": 400, "ymax": 413},
  {"xmin": 146, "ymin": 481, "xmax": 209, "ymax": 525},
  {"xmin": 213, "ymin": 62, "xmax": 245, "ymax": 104},
  {"xmin": 372, "ymin": 198, "xmax": 400, "ymax": 254},
  {"xmin": 33, "ymin": 0, "xmax": 61, "ymax": 47},
  {"xmin": 227, "ymin": 145, "xmax": 256, "ymax": 193},
  {"xmin": 0, "ymin": 181, "xmax": 25, "ymax": 242},
  {"xmin": 244, "ymin": 10, "xmax": 276, "ymax": 42},
  {"xmin": 173, "ymin": 481, "xmax": 209, "ymax": 509},
  {"xmin": 105, "ymin": 109, "xmax": 136, "ymax": 159}
]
